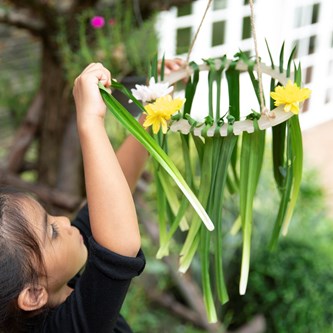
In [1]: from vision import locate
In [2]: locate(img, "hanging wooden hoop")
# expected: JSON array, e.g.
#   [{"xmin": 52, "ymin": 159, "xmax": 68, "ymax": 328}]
[{"xmin": 163, "ymin": 59, "xmax": 295, "ymax": 137}]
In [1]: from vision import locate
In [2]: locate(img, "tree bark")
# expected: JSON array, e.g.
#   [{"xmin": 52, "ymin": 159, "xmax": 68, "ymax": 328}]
[
  {"xmin": 6, "ymin": 90, "xmax": 43, "ymax": 173},
  {"xmin": 0, "ymin": 169, "xmax": 81, "ymax": 211},
  {"xmin": 37, "ymin": 43, "xmax": 73, "ymax": 187}
]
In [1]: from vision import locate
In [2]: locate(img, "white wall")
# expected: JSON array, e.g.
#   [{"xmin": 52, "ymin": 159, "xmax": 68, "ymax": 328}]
[{"xmin": 157, "ymin": 0, "xmax": 333, "ymax": 130}]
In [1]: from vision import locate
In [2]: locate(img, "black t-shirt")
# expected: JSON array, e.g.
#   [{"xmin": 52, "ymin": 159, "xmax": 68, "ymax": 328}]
[{"xmin": 28, "ymin": 204, "xmax": 145, "ymax": 333}]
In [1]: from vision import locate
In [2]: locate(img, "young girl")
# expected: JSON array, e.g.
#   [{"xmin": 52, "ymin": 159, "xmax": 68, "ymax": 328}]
[{"xmin": 0, "ymin": 59, "xmax": 184, "ymax": 333}]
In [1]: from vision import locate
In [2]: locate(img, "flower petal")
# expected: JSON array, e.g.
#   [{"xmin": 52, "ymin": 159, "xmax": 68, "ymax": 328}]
[{"xmin": 271, "ymin": 80, "xmax": 311, "ymax": 114}]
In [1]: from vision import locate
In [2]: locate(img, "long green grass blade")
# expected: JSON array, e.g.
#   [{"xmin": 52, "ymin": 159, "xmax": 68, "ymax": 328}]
[
  {"xmin": 265, "ymin": 39, "xmax": 275, "ymax": 70},
  {"xmin": 160, "ymin": 54, "xmax": 165, "ymax": 81},
  {"xmin": 239, "ymin": 120, "xmax": 265, "ymax": 294},
  {"xmin": 279, "ymin": 41, "xmax": 285, "ymax": 74},
  {"xmin": 226, "ymin": 60, "xmax": 240, "ymax": 120},
  {"xmin": 179, "ymin": 137, "xmax": 214, "ymax": 272},
  {"xmin": 200, "ymin": 224, "xmax": 217, "ymax": 323},
  {"xmin": 183, "ymin": 62, "xmax": 200, "ymax": 116},
  {"xmin": 269, "ymin": 130, "xmax": 293, "ymax": 249},
  {"xmin": 272, "ymin": 121, "xmax": 287, "ymax": 192},
  {"xmin": 156, "ymin": 197, "xmax": 189, "ymax": 258},
  {"xmin": 286, "ymin": 46, "xmax": 297, "ymax": 78},
  {"xmin": 270, "ymin": 49, "xmax": 303, "ymax": 245},
  {"xmin": 99, "ymin": 83, "xmax": 215, "ymax": 231},
  {"xmin": 282, "ymin": 115, "xmax": 303, "ymax": 235},
  {"xmin": 158, "ymin": 167, "xmax": 188, "ymax": 221},
  {"xmin": 226, "ymin": 60, "xmax": 241, "ymax": 191},
  {"xmin": 154, "ymin": 165, "xmax": 169, "ymax": 256},
  {"xmin": 212, "ymin": 135, "xmax": 236, "ymax": 303}
]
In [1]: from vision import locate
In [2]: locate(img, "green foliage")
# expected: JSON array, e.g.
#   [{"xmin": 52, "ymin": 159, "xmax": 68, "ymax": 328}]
[
  {"xmin": 57, "ymin": 0, "xmax": 158, "ymax": 84},
  {"xmin": 0, "ymin": 26, "xmax": 39, "ymax": 168},
  {"xmin": 0, "ymin": 80, "xmax": 35, "ymax": 127},
  {"xmin": 222, "ymin": 168, "xmax": 333, "ymax": 332},
  {"xmin": 224, "ymin": 236, "xmax": 333, "ymax": 333},
  {"xmin": 122, "ymin": 278, "xmax": 208, "ymax": 333}
]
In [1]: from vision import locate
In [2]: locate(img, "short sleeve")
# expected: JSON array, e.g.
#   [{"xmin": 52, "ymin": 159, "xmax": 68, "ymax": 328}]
[{"xmin": 42, "ymin": 234, "xmax": 145, "ymax": 332}]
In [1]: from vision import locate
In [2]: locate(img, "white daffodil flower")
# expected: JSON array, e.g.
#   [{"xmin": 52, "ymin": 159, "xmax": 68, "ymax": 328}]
[{"xmin": 130, "ymin": 77, "xmax": 174, "ymax": 103}]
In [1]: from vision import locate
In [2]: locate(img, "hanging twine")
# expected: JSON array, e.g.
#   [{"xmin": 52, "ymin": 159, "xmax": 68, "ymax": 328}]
[
  {"xmin": 185, "ymin": 0, "xmax": 213, "ymax": 64},
  {"xmin": 249, "ymin": 0, "xmax": 269, "ymax": 116},
  {"xmin": 185, "ymin": 0, "xmax": 270, "ymax": 116}
]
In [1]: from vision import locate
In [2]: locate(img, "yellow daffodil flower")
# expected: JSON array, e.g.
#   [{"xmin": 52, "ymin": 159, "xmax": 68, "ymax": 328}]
[
  {"xmin": 270, "ymin": 80, "xmax": 311, "ymax": 114},
  {"xmin": 143, "ymin": 95, "xmax": 185, "ymax": 134}
]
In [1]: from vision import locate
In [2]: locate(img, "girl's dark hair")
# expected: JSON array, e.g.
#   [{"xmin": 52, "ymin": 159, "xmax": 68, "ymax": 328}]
[{"xmin": 0, "ymin": 190, "xmax": 46, "ymax": 332}]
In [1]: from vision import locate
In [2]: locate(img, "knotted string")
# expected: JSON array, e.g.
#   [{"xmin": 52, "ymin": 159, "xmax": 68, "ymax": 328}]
[
  {"xmin": 185, "ymin": 0, "xmax": 213, "ymax": 64},
  {"xmin": 249, "ymin": 0, "xmax": 269, "ymax": 116},
  {"xmin": 185, "ymin": 0, "xmax": 270, "ymax": 116}
]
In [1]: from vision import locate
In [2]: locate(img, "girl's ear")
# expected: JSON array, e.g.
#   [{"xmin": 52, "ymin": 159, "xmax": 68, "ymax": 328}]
[{"xmin": 17, "ymin": 285, "xmax": 48, "ymax": 311}]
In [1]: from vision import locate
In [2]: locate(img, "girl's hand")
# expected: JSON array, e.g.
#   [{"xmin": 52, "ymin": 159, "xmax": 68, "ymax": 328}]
[
  {"xmin": 73, "ymin": 63, "xmax": 111, "ymax": 126},
  {"xmin": 158, "ymin": 58, "xmax": 185, "ymax": 76}
]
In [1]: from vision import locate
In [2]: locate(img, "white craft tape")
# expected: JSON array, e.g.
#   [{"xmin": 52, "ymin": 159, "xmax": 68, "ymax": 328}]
[{"xmin": 165, "ymin": 60, "xmax": 295, "ymax": 137}]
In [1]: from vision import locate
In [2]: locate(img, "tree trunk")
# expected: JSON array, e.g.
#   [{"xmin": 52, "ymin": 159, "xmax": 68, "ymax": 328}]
[{"xmin": 37, "ymin": 41, "xmax": 82, "ymax": 195}]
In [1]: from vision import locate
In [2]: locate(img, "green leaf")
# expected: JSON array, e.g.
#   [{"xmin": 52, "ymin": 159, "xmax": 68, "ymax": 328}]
[
  {"xmin": 226, "ymin": 60, "xmax": 240, "ymax": 120},
  {"xmin": 211, "ymin": 135, "xmax": 236, "ymax": 303},
  {"xmin": 200, "ymin": 225, "xmax": 217, "ymax": 323},
  {"xmin": 269, "ymin": 128, "xmax": 293, "ymax": 249},
  {"xmin": 179, "ymin": 137, "xmax": 215, "ymax": 272},
  {"xmin": 160, "ymin": 54, "xmax": 165, "ymax": 81},
  {"xmin": 265, "ymin": 39, "xmax": 275, "ymax": 70},
  {"xmin": 286, "ymin": 46, "xmax": 297, "ymax": 78},
  {"xmin": 282, "ymin": 115, "xmax": 303, "ymax": 235},
  {"xmin": 279, "ymin": 41, "xmax": 285, "ymax": 74},
  {"xmin": 239, "ymin": 121, "xmax": 265, "ymax": 294},
  {"xmin": 99, "ymin": 83, "xmax": 214, "ymax": 231},
  {"xmin": 272, "ymin": 116, "xmax": 287, "ymax": 191},
  {"xmin": 183, "ymin": 62, "xmax": 200, "ymax": 117}
]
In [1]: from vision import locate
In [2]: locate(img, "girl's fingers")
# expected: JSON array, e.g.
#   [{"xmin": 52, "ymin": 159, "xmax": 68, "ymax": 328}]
[
  {"xmin": 158, "ymin": 58, "xmax": 186, "ymax": 75},
  {"xmin": 76, "ymin": 64, "xmax": 112, "ymax": 88}
]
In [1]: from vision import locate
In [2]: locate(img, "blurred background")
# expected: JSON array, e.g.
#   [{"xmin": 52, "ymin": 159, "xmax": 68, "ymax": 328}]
[{"xmin": 1, "ymin": 0, "xmax": 333, "ymax": 332}]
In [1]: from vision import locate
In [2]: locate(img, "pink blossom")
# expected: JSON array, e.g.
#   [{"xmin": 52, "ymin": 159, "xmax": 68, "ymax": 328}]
[
  {"xmin": 90, "ymin": 16, "xmax": 105, "ymax": 29},
  {"xmin": 108, "ymin": 18, "xmax": 116, "ymax": 26}
]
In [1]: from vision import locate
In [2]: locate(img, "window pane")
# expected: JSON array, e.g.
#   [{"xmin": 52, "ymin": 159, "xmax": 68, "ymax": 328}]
[
  {"xmin": 212, "ymin": 20, "xmax": 226, "ymax": 46},
  {"xmin": 308, "ymin": 35, "xmax": 316, "ymax": 54},
  {"xmin": 329, "ymin": 60, "xmax": 333, "ymax": 76},
  {"xmin": 177, "ymin": 3, "xmax": 192, "ymax": 17},
  {"xmin": 302, "ymin": 98, "xmax": 309, "ymax": 112},
  {"xmin": 311, "ymin": 3, "xmax": 320, "ymax": 24},
  {"xmin": 293, "ymin": 40, "xmax": 299, "ymax": 58},
  {"xmin": 213, "ymin": 0, "xmax": 227, "ymax": 10},
  {"xmin": 176, "ymin": 27, "xmax": 192, "ymax": 55},
  {"xmin": 242, "ymin": 16, "xmax": 251, "ymax": 40},
  {"xmin": 325, "ymin": 89, "xmax": 332, "ymax": 104},
  {"xmin": 305, "ymin": 66, "xmax": 313, "ymax": 83},
  {"xmin": 294, "ymin": 7, "xmax": 303, "ymax": 28}
]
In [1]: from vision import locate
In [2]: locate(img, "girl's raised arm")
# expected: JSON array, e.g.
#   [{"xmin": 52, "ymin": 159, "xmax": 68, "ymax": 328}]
[{"xmin": 73, "ymin": 63, "xmax": 140, "ymax": 257}]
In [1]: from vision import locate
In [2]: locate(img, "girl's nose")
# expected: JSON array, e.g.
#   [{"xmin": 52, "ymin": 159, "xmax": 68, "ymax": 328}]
[{"xmin": 59, "ymin": 216, "xmax": 73, "ymax": 234}]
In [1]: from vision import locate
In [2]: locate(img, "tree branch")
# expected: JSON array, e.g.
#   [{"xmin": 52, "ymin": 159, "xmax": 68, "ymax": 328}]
[
  {"xmin": 145, "ymin": 287, "xmax": 212, "ymax": 329},
  {"xmin": 5, "ymin": 90, "xmax": 43, "ymax": 173},
  {"xmin": 0, "ymin": 7, "xmax": 44, "ymax": 34},
  {"xmin": 230, "ymin": 316, "xmax": 266, "ymax": 333},
  {"xmin": 0, "ymin": 169, "xmax": 81, "ymax": 211}
]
